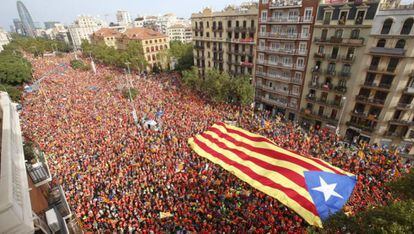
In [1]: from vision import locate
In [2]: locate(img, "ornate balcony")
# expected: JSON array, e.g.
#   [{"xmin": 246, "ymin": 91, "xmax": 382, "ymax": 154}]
[
  {"xmin": 301, "ymin": 108, "xmax": 339, "ymax": 125},
  {"xmin": 314, "ymin": 37, "xmax": 365, "ymax": 46},
  {"xmin": 26, "ymin": 151, "xmax": 52, "ymax": 187}
]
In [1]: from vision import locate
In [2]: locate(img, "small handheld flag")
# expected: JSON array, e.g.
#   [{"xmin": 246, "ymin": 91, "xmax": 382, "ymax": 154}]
[{"xmin": 188, "ymin": 122, "xmax": 356, "ymax": 227}]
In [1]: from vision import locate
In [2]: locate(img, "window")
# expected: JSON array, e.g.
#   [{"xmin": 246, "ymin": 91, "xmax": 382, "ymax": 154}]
[
  {"xmin": 258, "ymin": 53, "xmax": 265, "ymax": 62},
  {"xmin": 321, "ymin": 29, "xmax": 328, "ymax": 41},
  {"xmin": 387, "ymin": 58, "xmax": 399, "ymax": 72},
  {"xmin": 260, "ymin": 25, "xmax": 266, "ymax": 33},
  {"xmin": 291, "ymin": 86, "xmax": 300, "ymax": 95},
  {"xmin": 301, "ymin": 26, "xmax": 309, "ymax": 38},
  {"xmin": 262, "ymin": 0, "xmax": 268, "ymax": 4},
  {"xmin": 259, "ymin": 40, "xmax": 265, "ymax": 49},
  {"xmin": 401, "ymin": 18, "xmax": 413, "ymax": 35},
  {"xmin": 338, "ymin": 11, "xmax": 348, "ymax": 25},
  {"xmin": 395, "ymin": 39, "xmax": 405, "ymax": 49},
  {"xmin": 299, "ymin": 43, "xmax": 307, "ymax": 54},
  {"xmin": 297, "ymin": 57, "xmax": 305, "ymax": 68},
  {"xmin": 377, "ymin": 39, "xmax": 386, "ymax": 47},
  {"xmin": 324, "ymin": 11, "xmax": 332, "ymax": 25},
  {"xmin": 355, "ymin": 11, "xmax": 365, "ymax": 25},
  {"xmin": 304, "ymin": 8, "xmax": 313, "ymax": 21},
  {"xmin": 350, "ymin": 29, "xmax": 360, "ymax": 39},
  {"xmin": 334, "ymin": 29, "xmax": 343, "ymax": 38},
  {"xmin": 261, "ymin": 10, "xmax": 268, "ymax": 21},
  {"xmin": 381, "ymin": 18, "xmax": 393, "ymax": 34}
]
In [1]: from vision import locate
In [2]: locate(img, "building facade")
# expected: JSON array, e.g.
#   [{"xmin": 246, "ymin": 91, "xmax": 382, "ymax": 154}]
[
  {"xmin": 92, "ymin": 28, "xmax": 170, "ymax": 70},
  {"xmin": 343, "ymin": 1, "xmax": 414, "ymax": 154},
  {"xmin": 91, "ymin": 28, "xmax": 122, "ymax": 48},
  {"xmin": 0, "ymin": 28, "xmax": 10, "ymax": 52},
  {"xmin": 0, "ymin": 92, "xmax": 81, "ymax": 233},
  {"xmin": 68, "ymin": 16, "xmax": 106, "ymax": 49},
  {"xmin": 191, "ymin": 3, "xmax": 258, "ymax": 79},
  {"xmin": 116, "ymin": 10, "xmax": 132, "ymax": 26},
  {"xmin": 300, "ymin": 0, "xmax": 380, "ymax": 131},
  {"xmin": 255, "ymin": 0, "xmax": 319, "ymax": 120},
  {"xmin": 167, "ymin": 24, "xmax": 193, "ymax": 43},
  {"xmin": 16, "ymin": 1, "xmax": 36, "ymax": 37}
]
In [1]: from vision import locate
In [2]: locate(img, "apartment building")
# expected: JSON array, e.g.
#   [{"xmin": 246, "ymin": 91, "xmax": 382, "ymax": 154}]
[
  {"xmin": 191, "ymin": 3, "xmax": 258, "ymax": 79},
  {"xmin": 343, "ymin": 1, "xmax": 414, "ymax": 154},
  {"xmin": 68, "ymin": 16, "xmax": 107, "ymax": 49},
  {"xmin": 255, "ymin": 0, "xmax": 319, "ymax": 120},
  {"xmin": 0, "ymin": 28, "xmax": 10, "ymax": 52},
  {"xmin": 91, "ymin": 28, "xmax": 122, "ymax": 48},
  {"xmin": 0, "ymin": 92, "xmax": 81, "ymax": 233},
  {"xmin": 119, "ymin": 28, "xmax": 170, "ymax": 70},
  {"xmin": 167, "ymin": 24, "xmax": 193, "ymax": 43},
  {"xmin": 300, "ymin": 0, "xmax": 380, "ymax": 131}
]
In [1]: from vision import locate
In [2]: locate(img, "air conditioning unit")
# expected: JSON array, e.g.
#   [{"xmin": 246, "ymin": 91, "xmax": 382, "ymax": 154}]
[{"xmin": 46, "ymin": 208, "xmax": 61, "ymax": 233}]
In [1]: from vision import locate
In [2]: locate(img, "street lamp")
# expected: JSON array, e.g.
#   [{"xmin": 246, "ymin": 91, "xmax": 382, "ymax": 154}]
[
  {"xmin": 125, "ymin": 61, "xmax": 138, "ymax": 125},
  {"xmin": 336, "ymin": 96, "xmax": 347, "ymax": 135}
]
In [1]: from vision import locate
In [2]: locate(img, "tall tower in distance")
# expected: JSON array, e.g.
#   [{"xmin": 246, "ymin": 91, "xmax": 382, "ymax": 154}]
[{"xmin": 16, "ymin": 1, "xmax": 36, "ymax": 37}]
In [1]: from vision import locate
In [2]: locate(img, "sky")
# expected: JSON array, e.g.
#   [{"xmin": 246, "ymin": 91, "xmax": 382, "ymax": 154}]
[{"xmin": 0, "ymin": 0, "xmax": 247, "ymax": 30}]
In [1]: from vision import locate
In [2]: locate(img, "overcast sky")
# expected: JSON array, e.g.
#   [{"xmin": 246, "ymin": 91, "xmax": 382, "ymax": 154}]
[{"xmin": 0, "ymin": 0, "xmax": 247, "ymax": 30}]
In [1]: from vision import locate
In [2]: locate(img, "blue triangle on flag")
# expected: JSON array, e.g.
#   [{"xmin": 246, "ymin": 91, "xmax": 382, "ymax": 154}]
[{"xmin": 304, "ymin": 171, "xmax": 357, "ymax": 220}]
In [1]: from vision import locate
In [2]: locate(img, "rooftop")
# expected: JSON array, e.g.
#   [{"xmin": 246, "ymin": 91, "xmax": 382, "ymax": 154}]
[
  {"xmin": 93, "ymin": 28, "xmax": 122, "ymax": 38},
  {"xmin": 124, "ymin": 28, "xmax": 167, "ymax": 40}
]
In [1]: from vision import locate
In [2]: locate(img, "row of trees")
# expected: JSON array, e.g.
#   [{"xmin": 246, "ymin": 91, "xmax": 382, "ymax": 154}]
[
  {"xmin": 182, "ymin": 67, "xmax": 254, "ymax": 106},
  {"xmin": 169, "ymin": 41, "xmax": 194, "ymax": 71},
  {"xmin": 5, "ymin": 34, "xmax": 71, "ymax": 57},
  {"xmin": 81, "ymin": 40, "xmax": 148, "ymax": 71}
]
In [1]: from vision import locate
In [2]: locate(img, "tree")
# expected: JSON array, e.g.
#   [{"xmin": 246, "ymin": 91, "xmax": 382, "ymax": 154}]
[
  {"xmin": 169, "ymin": 40, "xmax": 193, "ymax": 71},
  {"xmin": 182, "ymin": 67, "xmax": 202, "ymax": 91},
  {"xmin": 231, "ymin": 75, "xmax": 254, "ymax": 106},
  {"xmin": 122, "ymin": 88, "xmax": 138, "ymax": 100}
]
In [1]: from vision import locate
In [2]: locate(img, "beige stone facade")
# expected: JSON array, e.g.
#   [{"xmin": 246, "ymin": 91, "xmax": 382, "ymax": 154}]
[
  {"xmin": 191, "ymin": 3, "xmax": 258, "ymax": 79},
  {"xmin": 342, "ymin": 2, "xmax": 414, "ymax": 154},
  {"xmin": 300, "ymin": 0, "xmax": 380, "ymax": 132},
  {"xmin": 255, "ymin": 0, "xmax": 319, "ymax": 120},
  {"xmin": 92, "ymin": 28, "xmax": 170, "ymax": 70}
]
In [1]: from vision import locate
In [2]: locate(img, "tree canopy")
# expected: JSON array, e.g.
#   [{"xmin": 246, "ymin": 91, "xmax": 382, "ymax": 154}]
[
  {"xmin": 81, "ymin": 40, "xmax": 147, "ymax": 71},
  {"xmin": 181, "ymin": 67, "xmax": 253, "ymax": 106},
  {"xmin": 169, "ymin": 40, "xmax": 193, "ymax": 71},
  {"xmin": 4, "ymin": 34, "xmax": 71, "ymax": 56}
]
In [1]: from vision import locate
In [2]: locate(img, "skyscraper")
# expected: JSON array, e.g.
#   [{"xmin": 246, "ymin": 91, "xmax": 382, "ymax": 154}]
[{"xmin": 16, "ymin": 1, "xmax": 36, "ymax": 37}]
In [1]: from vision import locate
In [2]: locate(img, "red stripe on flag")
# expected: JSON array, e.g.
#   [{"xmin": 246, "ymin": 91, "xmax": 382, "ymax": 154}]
[
  {"xmin": 193, "ymin": 137, "xmax": 319, "ymax": 217},
  {"xmin": 216, "ymin": 123, "xmax": 344, "ymax": 175},
  {"xmin": 208, "ymin": 126, "xmax": 323, "ymax": 172},
  {"xmin": 201, "ymin": 132, "xmax": 307, "ymax": 188}
]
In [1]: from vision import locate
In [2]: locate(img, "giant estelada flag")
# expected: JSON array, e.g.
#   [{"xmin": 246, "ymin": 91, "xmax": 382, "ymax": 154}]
[{"xmin": 188, "ymin": 122, "xmax": 357, "ymax": 227}]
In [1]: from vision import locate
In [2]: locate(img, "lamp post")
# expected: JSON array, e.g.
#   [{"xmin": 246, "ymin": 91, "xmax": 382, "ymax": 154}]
[
  {"xmin": 125, "ymin": 61, "xmax": 138, "ymax": 125},
  {"xmin": 336, "ymin": 96, "xmax": 347, "ymax": 135}
]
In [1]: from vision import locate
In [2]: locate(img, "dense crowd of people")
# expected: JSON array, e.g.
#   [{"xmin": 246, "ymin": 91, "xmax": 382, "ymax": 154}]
[{"xmin": 20, "ymin": 55, "xmax": 412, "ymax": 232}]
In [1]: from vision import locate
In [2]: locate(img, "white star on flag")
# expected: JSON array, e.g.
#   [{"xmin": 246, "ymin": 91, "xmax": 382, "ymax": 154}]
[{"xmin": 312, "ymin": 176, "xmax": 343, "ymax": 202}]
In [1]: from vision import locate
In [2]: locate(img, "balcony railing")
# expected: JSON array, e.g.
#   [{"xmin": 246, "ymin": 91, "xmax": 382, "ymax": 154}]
[
  {"xmin": 314, "ymin": 52, "xmax": 325, "ymax": 58},
  {"xmin": 341, "ymin": 55, "xmax": 355, "ymax": 63},
  {"xmin": 369, "ymin": 47, "xmax": 406, "ymax": 57},
  {"xmin": 346, "ymin": 121, "xmax": 375, "ymax": 133},
  {"xmin": 356, "ymin": 95, "xmax": 386, "ymax": 106},
  {"xmin": 363, "ymin": 82, "xmax": 391, "ymax": 90},
  {"xmin": 47, "ymin": 185, "xmax": 72, "ymax": 219},
  {"xmin": 231, "ymin": 38, "xmax": 255, "ymax": 44},
  {"xmin": 261, "ymin": 16, "xmax": 313, "ymax": 23},
  {"xmin": 257, "ymin": 46, "xmax": 307, "ymax": 55},
  {"xmin": 26, "ymin": 151, "xmax": 52, "ymax": 187},
  {"xmin": 257, "ymin": 84, "xmax": 289, "ymax": 95},
  {"xmin": 314, "ymin": 37, "xmax": 365, "ymax": 46},
  {"xmin": 269, "ymin": 0, "xmax": 302, "ymax": 8},
  {"xmin": 241, "ymin": 61, "xmax": 254, "ymax": 68},
  {"xmin": 301, "ymin": 108, "xmax": 339, "ymax": 125},
  {"xmin": 405, "ymin": 86, "xmax": 414, "ymax": 94},
  {"xmin": 397, "ymin": 102, "xmax": 412, "ymax": 109},
  {"xmin": 260, "ymin": 96, "xmax": 288, "ymax": 108},
  {"xmin": 256, "ymin": 71, "xmax": 291, "ymax": 82},
  {"xmin": 339, "ymin": 70, "xmax": 351, "ymax": 78},
  {"xmin": 324, "ymin": 69, "xmax": 336, "ymax": 76},
  {"xmin": 259, "ymin": 32, "xmax": 310, "ymax": 40}
]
